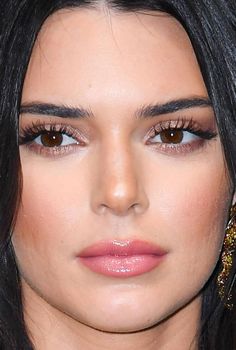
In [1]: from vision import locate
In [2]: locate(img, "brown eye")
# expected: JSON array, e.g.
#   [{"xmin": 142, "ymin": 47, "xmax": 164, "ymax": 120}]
[
  {"xmin": 160, "ymin": 129, "xmax": 184, "ymax": 144},
  {"xmin": 40, "ymin": 132, "xmax": 63, "ymax": 147}
]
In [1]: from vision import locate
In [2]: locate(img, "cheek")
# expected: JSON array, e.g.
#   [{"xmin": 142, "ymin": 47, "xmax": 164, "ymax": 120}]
[
  {"xmin": 12, "ymin": 156, "xmax": 91, "ymax": 271},
  {"xmin": 145, "ymin": 152, "xmax": 230, "ymax": 287}
]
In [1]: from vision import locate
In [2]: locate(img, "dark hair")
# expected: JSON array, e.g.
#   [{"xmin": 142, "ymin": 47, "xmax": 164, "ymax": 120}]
[{"xmin": 0, "ymin": 0, "xmax": 236, "ymax": 349}]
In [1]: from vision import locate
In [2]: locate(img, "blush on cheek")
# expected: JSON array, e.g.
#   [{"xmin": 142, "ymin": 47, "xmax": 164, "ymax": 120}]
[
  {"xmin": 157, "ymin": 156, "xmax": 230, "ymax": 229},
  {"xmin": 151, "ymin": 158, "xmax": 231, "ymax": 272},
  {"xmin": 13, "ymin": 167, "xmax": 91, "ymax": 266}
]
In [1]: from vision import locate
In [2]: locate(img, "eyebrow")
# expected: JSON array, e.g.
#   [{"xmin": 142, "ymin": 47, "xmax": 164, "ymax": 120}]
[
  {"xmin": 20, "ymin": 97, "xmax": 212, "ymax": 120},
  {"xmin": 135, "ymin": 97, "xmax": 212, "ymax": 119},
  {"xmin": 20, "ymin": 103, "xmax": 93, "ymax": 119}
]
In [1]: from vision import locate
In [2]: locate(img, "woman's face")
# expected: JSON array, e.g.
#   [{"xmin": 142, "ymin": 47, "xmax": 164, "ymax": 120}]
[{"xmin": 13, "ymin": 8, "xmax": 231, "ymax": 333}]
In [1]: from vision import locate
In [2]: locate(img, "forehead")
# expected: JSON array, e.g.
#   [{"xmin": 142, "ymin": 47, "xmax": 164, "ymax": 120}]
[{"xmin": 22, "ymin": 9, "xmax": 208, "ymax": 107}]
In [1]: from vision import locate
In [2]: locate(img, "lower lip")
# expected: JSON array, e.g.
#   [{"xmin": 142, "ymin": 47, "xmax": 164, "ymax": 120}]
[{"xmin": 79, "ymin": 254, "xmax": 165, "ymax": 278}]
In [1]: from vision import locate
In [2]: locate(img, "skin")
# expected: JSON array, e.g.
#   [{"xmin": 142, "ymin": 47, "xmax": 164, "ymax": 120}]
[{"xmin": 12, "ymin": 7, "xmax": 232, "ymax": 350}]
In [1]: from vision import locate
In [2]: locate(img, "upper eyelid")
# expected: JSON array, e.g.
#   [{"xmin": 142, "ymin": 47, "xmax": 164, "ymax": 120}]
[
  {"xmin": 19, "ymin": 117, "xmax": 217, "ymax": 140},
  {"xmin": 19, "ymin": 123, "xmax": 87, "ymax": 145},
  {"xmin": 154, "ymin": 117, "xmax": 199, "ymax": 130},
  {"xmin": 153, "ymin": 117, "xmax": 216, "ymax": 132},
  {"xmin": 20, "ymin": 117, "xmax": 199, "ymax": 130},
  {"xmin": 20, "ymin": 122, "xmax": 79, "ymax": 135},
  {"xmin": 147, "ymin": 118, "xmax": 198, "ymax": 136}
]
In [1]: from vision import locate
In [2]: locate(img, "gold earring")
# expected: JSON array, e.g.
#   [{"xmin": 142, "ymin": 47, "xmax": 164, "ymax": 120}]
[{"xmin": 217, "ymin": 204, "xmax": 236, "ymax": 309}]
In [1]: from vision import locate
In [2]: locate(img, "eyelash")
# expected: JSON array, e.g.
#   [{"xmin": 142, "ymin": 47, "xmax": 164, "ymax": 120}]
[
  {"xmin": 146, "ymin": 118, "xmax": 217, "ymax": 154},
  {"xmin": 19, "ymin": 123, "xmax": 86, "ymax": 157},
  {"xmin": 19, "ymin": 118, "xmax": 217, "ymax": 157}
]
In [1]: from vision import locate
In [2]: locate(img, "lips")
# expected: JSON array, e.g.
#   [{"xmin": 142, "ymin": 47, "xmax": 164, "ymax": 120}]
[{"xmin": 78, "ymin": 240, "xmax": 167, "ymax": 278}]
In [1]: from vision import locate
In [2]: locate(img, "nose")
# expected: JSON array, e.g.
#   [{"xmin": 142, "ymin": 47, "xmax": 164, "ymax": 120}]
[{"xmin": 91, "ymin": 143, "xmax": 149, "ymax": 216}]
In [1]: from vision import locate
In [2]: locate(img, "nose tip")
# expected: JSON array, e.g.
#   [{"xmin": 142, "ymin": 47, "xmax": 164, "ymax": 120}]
[
  {"xmin": 91, "ymin": 172, "xmax": 149, "ymax": 217},
  {"xmin": 100, "ymin": 183, "xmax": 146, "ymax": 216}
]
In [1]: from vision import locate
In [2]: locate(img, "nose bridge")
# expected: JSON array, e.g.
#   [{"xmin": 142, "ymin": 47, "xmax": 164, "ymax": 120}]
[
  {"xmin": 91, "ymin": 137, "xmax": 148, "ymax": 216},
  {"xmin": 106, "ymin": 144, "xmax": 137, "ymax": 203}
]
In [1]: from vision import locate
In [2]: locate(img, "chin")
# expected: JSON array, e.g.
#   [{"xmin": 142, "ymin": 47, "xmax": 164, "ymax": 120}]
[
  {"xmin": 66, "ymin": 287, "xmax": 200, "ymax": 335},
  {"xmin": 71, "ymin": 300, "xmax": 168, "ymax": 334},
  {"xmin": 83, "ymin": 315, "xmax": 158, "ymax": 334}
]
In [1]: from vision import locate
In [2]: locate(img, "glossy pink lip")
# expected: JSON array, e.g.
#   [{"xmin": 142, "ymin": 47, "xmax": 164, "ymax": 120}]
[{"xmin": 78, "ymin": 240, "xmax": 167, "ymax": 278}]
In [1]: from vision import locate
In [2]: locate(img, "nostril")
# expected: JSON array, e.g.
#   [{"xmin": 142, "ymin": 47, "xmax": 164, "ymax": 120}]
[
  {"xmin": 91, "ymin": 185, "xmax": 149, "ymax": 216},
  {"xmin": 90, "ymin": 160, "xmax": 149, "ymax": 216}
]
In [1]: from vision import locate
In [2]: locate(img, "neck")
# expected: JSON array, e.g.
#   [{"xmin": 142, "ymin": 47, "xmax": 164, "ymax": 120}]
[{"xmin": 23, "ymin": 282, "xmax": 200, "ymax": 350}]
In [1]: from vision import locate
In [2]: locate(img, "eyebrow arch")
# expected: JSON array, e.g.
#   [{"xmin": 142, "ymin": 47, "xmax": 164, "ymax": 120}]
[
  {"xmin": 20, "ymin": 103, "xmax": 94, "ymax": 119},
  {"xmin": 136, "ymin": 97, "xmax": 212, "ymax": 119},
  {"xmin": 20, "ymin": 97, "xmax": 212, "ymax": 120}
]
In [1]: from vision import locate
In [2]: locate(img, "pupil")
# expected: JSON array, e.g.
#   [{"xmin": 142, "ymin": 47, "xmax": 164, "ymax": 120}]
[
  {"xmin": 160, "ymin": 129, "xmax": 183, "ymax": 144},
  {"xmin": 41, "ymin": 132, "xmax": 63, "ymax": 147}
]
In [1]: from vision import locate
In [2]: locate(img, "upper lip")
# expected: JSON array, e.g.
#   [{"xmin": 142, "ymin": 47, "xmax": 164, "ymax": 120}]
[{"xmin": 78, "ymin": 239, "xmax": 167, "ymax": 257}]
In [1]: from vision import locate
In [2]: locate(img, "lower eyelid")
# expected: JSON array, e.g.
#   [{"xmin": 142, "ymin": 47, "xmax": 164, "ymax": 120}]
[
  {"xmin": 24, "ymin": 137, "xmax": 209, "ymax": 158},
  {"xmin": 148, "ymin": 138, "xmax": 208, "ymax": 155},
  {"xmin": 23, "ymin": 142, "xmax": 79, "ymax": 158}
]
